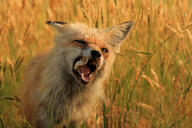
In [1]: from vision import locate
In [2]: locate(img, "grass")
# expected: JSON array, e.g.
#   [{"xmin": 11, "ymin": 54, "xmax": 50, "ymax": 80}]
[{"xmin": 1, "ymin": 0, "xmax": 192, "ymax": 127}]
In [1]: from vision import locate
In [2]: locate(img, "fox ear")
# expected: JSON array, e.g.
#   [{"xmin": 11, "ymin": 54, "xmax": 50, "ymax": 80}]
[
  {"xmin": 105, "ymin": 21, "xmax": 133, "ymax": 53},
  {"xmin": 46, "ymin": 21, "xmax": 68, "ymax": 31}
]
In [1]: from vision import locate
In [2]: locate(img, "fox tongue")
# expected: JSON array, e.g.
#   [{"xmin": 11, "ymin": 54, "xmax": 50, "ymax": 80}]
[{"xmin": 79, "ymin": 66, "xmax": 91, "ymax": 82}]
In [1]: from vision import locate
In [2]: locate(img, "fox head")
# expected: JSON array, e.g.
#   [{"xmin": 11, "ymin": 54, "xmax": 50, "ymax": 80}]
[{"xmin": 46, "ymin": 21, "xmax": 133, "ymax": 86}]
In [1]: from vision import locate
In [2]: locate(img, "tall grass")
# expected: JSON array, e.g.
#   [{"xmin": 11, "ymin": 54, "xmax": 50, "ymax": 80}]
[{"xmin": 0, "ymin": 0, "xmax": 192, "ymax": 127}]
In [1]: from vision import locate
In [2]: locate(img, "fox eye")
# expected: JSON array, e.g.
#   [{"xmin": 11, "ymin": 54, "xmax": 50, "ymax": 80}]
[
  {"xmin": 101, "ymin": 48, "xmax": 108, "ymax": 53},
  {"xmin": 74, "ymin": 40, "xmax": 87, "ymax": 45}
]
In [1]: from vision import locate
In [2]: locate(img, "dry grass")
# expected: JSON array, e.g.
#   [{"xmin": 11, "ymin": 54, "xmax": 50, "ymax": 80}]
[{"xmin": 0, "ymin": 0, "xmax": 192, "ymax": 127}]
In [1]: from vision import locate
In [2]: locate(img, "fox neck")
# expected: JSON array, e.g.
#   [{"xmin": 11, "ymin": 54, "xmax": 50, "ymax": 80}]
[{"xmin": 41, "ymin": 61, "xmax": 104, "ymax": 122}]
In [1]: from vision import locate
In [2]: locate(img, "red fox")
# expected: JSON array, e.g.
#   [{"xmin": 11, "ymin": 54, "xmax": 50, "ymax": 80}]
[{"xmin": 21, "ymin": 21, "xmax": 133, "ymax": 128}]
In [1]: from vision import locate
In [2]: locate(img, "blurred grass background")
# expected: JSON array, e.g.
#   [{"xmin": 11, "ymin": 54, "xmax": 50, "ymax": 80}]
[{"xmin": 0, "ymin": 0, "xmax": 192, "ymax": 127}]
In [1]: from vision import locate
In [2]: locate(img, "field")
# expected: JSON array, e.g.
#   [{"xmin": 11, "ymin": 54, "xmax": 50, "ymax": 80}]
[{"xmin": 0, "ymin": 0, "xmax": 192, "ymax": 127}]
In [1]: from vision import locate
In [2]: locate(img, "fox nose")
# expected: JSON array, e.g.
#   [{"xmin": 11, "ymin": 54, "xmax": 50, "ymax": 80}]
[{"xmin": 91, "ymin": 50, "xmax": 101, "ymax": 58}]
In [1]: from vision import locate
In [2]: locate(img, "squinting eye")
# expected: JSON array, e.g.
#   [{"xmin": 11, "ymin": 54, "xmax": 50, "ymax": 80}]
[
  {"xmin": 101, "ymin": 48, "xmax": 108, "ymax": 53},
  {"xmin": 73, "ymin": 40, "xmax": 87, "ymax": 45}
]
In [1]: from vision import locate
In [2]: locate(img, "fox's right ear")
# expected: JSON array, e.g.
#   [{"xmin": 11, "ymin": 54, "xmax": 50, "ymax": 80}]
[
  {"xmin": 46, "ymin": 21, "xmax": 68, "ymax": 31},
  {"xmin": 105, "ymin": 21, "xmax": 133, "ymax": 53}
]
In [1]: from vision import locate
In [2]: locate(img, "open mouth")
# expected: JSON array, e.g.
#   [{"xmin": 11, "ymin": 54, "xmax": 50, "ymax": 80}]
[{"xmin": 73, "ymin": 56, "xmax": 99, "ymax": 85}]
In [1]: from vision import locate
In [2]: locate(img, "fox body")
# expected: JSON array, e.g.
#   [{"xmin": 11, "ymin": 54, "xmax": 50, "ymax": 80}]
[{"xmin": 21, "ymin": 21, "xmax": 133, "ymax": 127}]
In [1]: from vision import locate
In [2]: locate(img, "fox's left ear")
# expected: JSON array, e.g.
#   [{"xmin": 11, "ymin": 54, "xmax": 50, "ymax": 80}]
[
  {"xmin": 46, "ymin": 21, "xmax": 68, "ymax": 32},
  {"xmin": 105, "ymin": 21, "xmax": 133, "ymax": 53}
]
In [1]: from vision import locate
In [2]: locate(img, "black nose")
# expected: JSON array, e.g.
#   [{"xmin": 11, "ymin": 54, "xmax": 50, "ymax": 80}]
[{"xmin": 91, "ymin": 50, "xmax": 101, "ymax": 58}]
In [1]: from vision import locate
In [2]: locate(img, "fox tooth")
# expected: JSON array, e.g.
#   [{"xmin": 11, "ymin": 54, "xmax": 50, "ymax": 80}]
[
  {"xmin": 81, "ymin": 57, "xmax": 88, "ymax": 64},
  {"xmin": 78, "ymin": 69, "xmax": 81, "ymax": 73},
  {"xmin": 74, "ymin": 57, "xmax": 88, "ymax": 70},
  {"xmin": 74, "ymin": 60, "xmax": 84, "ymax": 69}
]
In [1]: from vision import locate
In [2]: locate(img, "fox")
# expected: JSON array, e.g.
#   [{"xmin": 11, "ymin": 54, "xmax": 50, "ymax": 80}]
[{"xmin": 21, "ymin": 21, "xmax": 133, "ymax": 128}]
